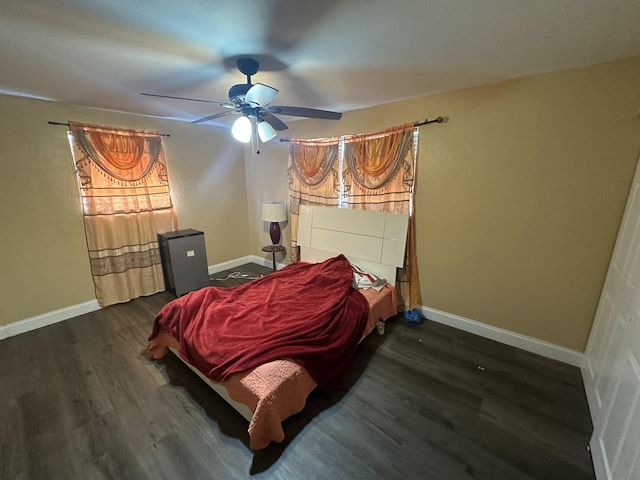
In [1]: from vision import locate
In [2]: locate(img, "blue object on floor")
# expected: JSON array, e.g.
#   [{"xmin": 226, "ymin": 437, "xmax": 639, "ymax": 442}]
[{"xmin": 403, "ymin": 308, "xmax": 424, "ymax": 324}]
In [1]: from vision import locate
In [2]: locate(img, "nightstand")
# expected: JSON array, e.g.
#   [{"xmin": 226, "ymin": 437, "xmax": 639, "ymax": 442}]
[{"xmin": 262, "ymin": 244, "xmax": 286, "ymax": 271}]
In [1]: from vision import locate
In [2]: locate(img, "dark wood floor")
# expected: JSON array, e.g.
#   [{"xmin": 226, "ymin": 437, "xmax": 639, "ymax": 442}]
[{"xmin": 0, "ymin": 263, "xmax": 595, "ymax": 479}]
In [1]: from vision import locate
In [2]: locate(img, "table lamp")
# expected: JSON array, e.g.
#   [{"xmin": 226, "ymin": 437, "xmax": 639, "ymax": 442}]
[{"xmin": 261, "ymin": 201, "xmax": 287, "ymax": 245}]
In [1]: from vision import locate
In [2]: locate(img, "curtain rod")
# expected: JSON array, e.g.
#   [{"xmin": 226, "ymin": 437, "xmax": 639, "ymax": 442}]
[
  {"xmin": 278, "ymin": 116, "xmax": 445, "ymax": 143},
  {"xmin": 48, "ymin": 121, "xmax": 171, "ymax": 137},
  {"xmin": 415, "ymin": 116, "xmax": 445, "ymax": 126}
]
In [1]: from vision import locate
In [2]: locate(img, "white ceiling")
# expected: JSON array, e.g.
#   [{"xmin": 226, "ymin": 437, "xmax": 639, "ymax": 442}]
[{"xmin": 2, "ymin": 0, "xmax": 639, "ymax": 128}]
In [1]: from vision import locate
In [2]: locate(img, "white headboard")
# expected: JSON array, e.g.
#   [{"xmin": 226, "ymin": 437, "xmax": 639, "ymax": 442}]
[{"xmin": 296, "ymin": 205, "xmax": 409, "ymax": 285}]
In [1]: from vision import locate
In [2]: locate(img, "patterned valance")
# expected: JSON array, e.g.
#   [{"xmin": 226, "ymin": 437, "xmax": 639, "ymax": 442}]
[
  {"xmin": 288, "ymin": 138, "xmax": 339, "ymax": 187},
  {"xmin": 343, "ymin": 123, "xmax": 414, "ymax": 191},
  {"xmin": 69, "ymin": 122, "xmax": 167, "ymax": 186}
]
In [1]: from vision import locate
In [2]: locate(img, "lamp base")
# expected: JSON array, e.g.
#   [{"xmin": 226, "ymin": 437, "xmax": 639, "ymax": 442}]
[{"xmin": 269, "ymin": 222, "xmax": 281, "ymax": 245}]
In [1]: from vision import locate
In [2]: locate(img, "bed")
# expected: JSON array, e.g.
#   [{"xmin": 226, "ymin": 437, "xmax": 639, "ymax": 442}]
[{"xmin": 147, "ymin": 205, "xmax": 408, "ymax": 449}]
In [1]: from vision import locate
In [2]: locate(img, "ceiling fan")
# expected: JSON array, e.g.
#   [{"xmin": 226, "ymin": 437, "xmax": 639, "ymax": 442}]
[{"xmin": 141, "ymin": 57, "xmax": 342, "ymax": 143}]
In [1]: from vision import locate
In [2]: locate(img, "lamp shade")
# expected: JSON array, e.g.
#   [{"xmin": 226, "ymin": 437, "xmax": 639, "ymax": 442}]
[
  {"xmin": 261, "ymin": 201, "xmax": 287, "ymax": 222},
  {"xmin": 231, "ymin": 116, "xmax": 252, "ymax": 143},
  {"xmin": 262, "ymin": 201, "xmax": 287, "ymax": 245}
]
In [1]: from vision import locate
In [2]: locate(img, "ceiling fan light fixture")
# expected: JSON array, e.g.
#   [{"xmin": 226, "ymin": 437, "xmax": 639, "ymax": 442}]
[
  {"xmin": 257, "ymin": 120, "xmax": 277, "ymax": 142},
  {"xmin": 231, "ymin": 115, "xmax": 252, "ymax": 143}
]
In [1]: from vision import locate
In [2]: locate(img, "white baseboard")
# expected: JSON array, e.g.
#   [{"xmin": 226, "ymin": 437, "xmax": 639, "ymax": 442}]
[
  {"xmin": 420, "ymin": 306, "xmax": 583, "ymax": 367},
  {"xmin": 207, "ymin": 255, "xmax": 261, "ymax": 274},
  {"xmin": 3, "ymin": 299, "xmax": 101, "ymax": 340},
  {"xmin": 589, "ymin": 436, "xmax": 608, "ymax": 480},
  {"xmin": 208, "ymin": 255, "xmax": 283, "ymax": 275},
  {"xmin": 1, "ymin": 256, "xmax": 280, "ymax": 342}
]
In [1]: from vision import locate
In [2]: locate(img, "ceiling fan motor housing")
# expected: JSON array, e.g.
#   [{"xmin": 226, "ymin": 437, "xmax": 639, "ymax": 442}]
[{"xmin": 236, "ymin": 57, "xmax": 259, "ymax": 76}]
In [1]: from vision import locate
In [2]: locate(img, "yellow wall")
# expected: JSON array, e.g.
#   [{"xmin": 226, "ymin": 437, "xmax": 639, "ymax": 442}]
[
  {"xmin": 3, "ymin": 56, "xmax": 639, "ymax": 352},
  {"xmin": 0, "ymin": 95, "xmax": 250, "ymax": 326},
  {"xmin": 246, "ymin": 56, "xmax": 640, "ymax": 352}
]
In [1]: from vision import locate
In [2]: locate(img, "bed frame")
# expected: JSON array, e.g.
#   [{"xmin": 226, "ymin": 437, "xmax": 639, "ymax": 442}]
[
  {"xmin": 173, "ymin": 350, "xmax": 253, "ymax": 420},
  {"xmin": 170, "ymin": 205, "xmax": 409, "ymax": 423}
]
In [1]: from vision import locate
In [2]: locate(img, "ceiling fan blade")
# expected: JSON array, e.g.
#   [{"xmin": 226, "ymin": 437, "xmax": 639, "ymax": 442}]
[
  {"xmin": 267, "ymin": 105, "xmax": 342, "ymax": 120},
  {"xmin": 192, "ymin": 110, "xmax": 236, "ymax": 124},
  {"xmin": 141, "ymin": 92, "xmax": 231, "ymax": 105},
  {"xmin": 245, "ymin": 83, "xmax": 279, "ymax": 107},
  {"xmin": 260, "ymin": 112, "xmax": 288, "ymax": 131}
]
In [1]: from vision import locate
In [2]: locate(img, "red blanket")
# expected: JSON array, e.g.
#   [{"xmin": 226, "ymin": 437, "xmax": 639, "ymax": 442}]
[{"xmin": 148, "ymin": 255, "xmax": 369, "ymax": 389}]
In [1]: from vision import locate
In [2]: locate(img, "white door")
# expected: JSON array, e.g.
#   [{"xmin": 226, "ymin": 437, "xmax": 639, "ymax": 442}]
[{"xmin": 582, "ymin": 156, "xmax": 640, "ymax": 480}]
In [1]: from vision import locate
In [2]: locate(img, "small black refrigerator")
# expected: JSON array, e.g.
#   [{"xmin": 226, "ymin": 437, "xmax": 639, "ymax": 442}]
[{"xmin": 158, "ymin": 229, "xmax": 209, "ymax": 296}]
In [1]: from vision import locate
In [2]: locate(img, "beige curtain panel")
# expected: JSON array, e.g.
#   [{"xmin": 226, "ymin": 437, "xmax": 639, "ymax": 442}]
[
  {"xmin": 69, "ymin": 122, "xmax": 178, "ymax": 307},
  {"xmin": 343, "ymin": 123, "xmax": 421, "ymax": 310},
  {"xmin": 287, "ymin": 137, "xmax": 340, "ymax": 257}
]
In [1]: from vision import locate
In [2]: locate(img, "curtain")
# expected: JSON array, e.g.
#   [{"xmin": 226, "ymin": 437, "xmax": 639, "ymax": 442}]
[
  {"xmin": 69, "ymin": 122, "xmax": 178, "ymax": 306},
  {"xmin": 342, "ymin": 122, "xmax": 420, "ymax": 310},
  {"xmin": 287, "ymin": 137, "xmax": 340, "ymax": 260}
]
